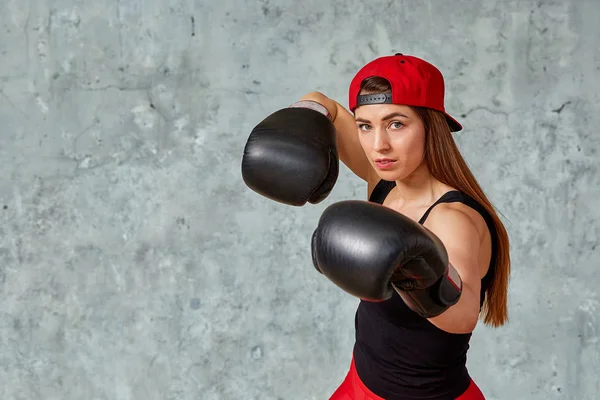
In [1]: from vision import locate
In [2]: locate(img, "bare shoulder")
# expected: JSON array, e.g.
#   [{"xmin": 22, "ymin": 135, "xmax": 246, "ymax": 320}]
[
  {"xmin": 423, "ymin": 197, "xmax": 494, "ymax": 282},
  {"xmin": 423, "ymin": 201, "xmax": 487, "ymax": 242}
]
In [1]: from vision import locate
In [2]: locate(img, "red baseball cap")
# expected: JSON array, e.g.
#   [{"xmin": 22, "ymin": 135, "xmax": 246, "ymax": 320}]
[{"xmin": 348, "ymin": 53, "xmax": 462, "ymax": 132}]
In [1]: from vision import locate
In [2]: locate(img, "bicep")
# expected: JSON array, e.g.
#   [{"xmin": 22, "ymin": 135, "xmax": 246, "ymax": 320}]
[
  {"xmin": 425, "ymin": 209, "xmax": 482, "ymax": 304},
  {"xmin": 423, "ymin": 209, "xmax": 484, "ymax": 333}
]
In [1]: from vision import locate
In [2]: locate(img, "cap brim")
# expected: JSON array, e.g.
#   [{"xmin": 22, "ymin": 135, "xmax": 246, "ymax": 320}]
[{"xmin": 445, "ymin": 114, "xmax": 462, "ymax": 132}]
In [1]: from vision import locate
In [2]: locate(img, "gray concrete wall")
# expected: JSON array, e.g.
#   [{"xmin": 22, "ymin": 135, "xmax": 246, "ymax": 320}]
[{"xmin": 1, "ymin": 0, "xmax": 598, "ymax": 399}]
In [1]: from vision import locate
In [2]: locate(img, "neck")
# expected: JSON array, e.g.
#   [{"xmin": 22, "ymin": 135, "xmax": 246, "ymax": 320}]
[{"xmin": 394, "ymin": 162, "xmax": 444, "ymax": 207}]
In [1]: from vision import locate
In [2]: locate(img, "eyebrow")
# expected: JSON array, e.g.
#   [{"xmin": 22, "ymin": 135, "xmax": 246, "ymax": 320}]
[{"xmin": 355, "ymin": 112, "xmax": 410, "ymax": 123}]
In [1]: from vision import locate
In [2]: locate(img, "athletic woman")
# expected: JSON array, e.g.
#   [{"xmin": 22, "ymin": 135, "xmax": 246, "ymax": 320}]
[{"xmin": 242, "ymin": 53, "xmax": 511, "ymax": 400}]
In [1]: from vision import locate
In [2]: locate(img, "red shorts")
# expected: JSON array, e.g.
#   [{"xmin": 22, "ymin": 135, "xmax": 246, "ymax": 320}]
[{"xmin": 330, "ymin": 357, "xmax": 485, "ymax": 400}]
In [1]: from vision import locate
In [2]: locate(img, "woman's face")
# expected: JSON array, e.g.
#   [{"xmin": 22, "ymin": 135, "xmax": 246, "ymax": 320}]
[{"xmin": 354, "ymin": 104, "xmax": 427, "ymax": 181}]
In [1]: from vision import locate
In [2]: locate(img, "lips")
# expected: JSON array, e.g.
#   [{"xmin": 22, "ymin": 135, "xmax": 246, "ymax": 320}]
[{"xmin": 374, "ymin": 158, "xmax": 396, "ymax": 170}]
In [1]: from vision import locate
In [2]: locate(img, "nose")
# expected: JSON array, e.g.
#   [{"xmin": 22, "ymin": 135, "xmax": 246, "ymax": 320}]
[{"xmin": 372, "ymin": 128, "xmax": 391, "ymax": 153}]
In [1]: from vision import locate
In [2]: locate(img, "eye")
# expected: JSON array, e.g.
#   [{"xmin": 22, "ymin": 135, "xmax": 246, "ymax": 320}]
[
  {"xmin": 357, "ymin": 123, "xmax": 372, "ymax": 131},
  {"xmin": 389, "ymin": 121, "xmax": 404, "ymax": 130}
]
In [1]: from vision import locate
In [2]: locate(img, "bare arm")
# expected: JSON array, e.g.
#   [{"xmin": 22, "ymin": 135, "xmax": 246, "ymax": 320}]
[
  {"xmin": 299, "ymin": 92, "xmax": 379, "ymax": 193},
  {"xmin": 423, "ymin": 205, "xmax": 486, "ymax": 334}
]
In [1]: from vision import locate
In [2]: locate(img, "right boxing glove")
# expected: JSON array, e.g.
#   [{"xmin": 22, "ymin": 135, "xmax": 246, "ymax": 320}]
[
  {"xmin": 241, "ymin": 101, "xmax": 338, "ymax": 206},
  {"xmin": 311, "ymin": 200, "xmax": 462, "ymax": 318}
]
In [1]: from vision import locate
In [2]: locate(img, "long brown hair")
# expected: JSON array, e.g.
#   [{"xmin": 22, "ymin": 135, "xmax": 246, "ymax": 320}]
[{"xmin": 360, "ymin": 77, "xmax": 511, "ymax": 327}]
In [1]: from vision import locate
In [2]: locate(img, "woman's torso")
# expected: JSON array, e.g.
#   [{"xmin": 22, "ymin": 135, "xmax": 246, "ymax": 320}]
[{"xmin": 352, "ymin": 180, "xmax": 497, "ymax": 400}]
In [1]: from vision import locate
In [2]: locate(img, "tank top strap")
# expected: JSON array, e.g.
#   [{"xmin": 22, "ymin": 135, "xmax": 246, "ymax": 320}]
[
  {"xmin": 418, "ymin": 191, "xmax": 464, "ymax": 224},
  {"xmin": 368, "ymin": 180, "xmax": 396, "ymax": 205},
  {"xmin": 369, "ymin": 183, "xmax": 491, "ymax": 235}
]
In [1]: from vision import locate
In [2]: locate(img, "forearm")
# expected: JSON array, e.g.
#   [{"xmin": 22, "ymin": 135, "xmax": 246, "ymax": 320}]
[
  {"xmin": 299, "ymin": 91, "xmax": 339, "ymax": 121},
  {"xmin": 427, "ymin": 281, "xmax": 481, "ymax": 334},
  {"xmin": 298, "ymin": 92, "xmax": 373, "ymax": 182},
  {"xmin": 299, "ymin": 92, "xmax": 357, "ymax": 139}
]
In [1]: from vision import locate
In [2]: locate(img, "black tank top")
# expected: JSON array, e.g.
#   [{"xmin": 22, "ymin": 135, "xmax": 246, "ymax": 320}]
[{"xmin": 353, "ymin": 180, "xmax": 497, "ymax": 400}]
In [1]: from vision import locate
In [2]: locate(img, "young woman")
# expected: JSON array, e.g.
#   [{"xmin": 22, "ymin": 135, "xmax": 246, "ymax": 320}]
[{"xmin": 242, "ymin": 53, "xmax": 510, "ymax": 399}]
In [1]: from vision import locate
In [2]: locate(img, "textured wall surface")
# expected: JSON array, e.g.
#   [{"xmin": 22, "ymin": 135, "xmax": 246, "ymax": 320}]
[{"xmin": 1, "ymin": 0, "xmax": 599, "ymax": 399}]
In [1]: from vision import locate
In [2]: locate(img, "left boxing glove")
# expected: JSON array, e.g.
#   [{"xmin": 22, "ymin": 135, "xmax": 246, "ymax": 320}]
[
  {"xmin": 241, "ymin": 101, "xmax": 338, "ymax": 206},
  {"xmin": 311, "ymin": 200, "xmax": 462, "ymax": 318}
]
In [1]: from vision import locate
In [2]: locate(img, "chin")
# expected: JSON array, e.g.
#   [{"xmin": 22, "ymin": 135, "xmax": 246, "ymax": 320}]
[{"xmin": 374, "ymin": 169, "xmax": 404, "ymax": 182}]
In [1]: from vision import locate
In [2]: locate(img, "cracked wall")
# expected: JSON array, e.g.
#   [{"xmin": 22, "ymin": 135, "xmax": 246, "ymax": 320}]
[{"xmin": 1, "ymin": 0, "xmax": 599, "ymax": 399}]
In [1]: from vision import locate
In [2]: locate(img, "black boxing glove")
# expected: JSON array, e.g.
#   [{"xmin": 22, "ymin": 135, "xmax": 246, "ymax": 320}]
[
  {"xmin": 311, "ymin": 200, "xmax": 462, "ymax": 318},
  {"xmin": 241, "ymin": 101, "xmax": 338, "ymax": 206}
]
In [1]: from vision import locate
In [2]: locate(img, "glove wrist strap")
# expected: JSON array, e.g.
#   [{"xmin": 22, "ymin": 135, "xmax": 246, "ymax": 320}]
[
  {"xmin": 289, "ymin": 100, "xmax": 332, "ymax": 121},
  {"xmin": 446, "ymin": 263, "xmax": 462, "ymax": 291}
]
